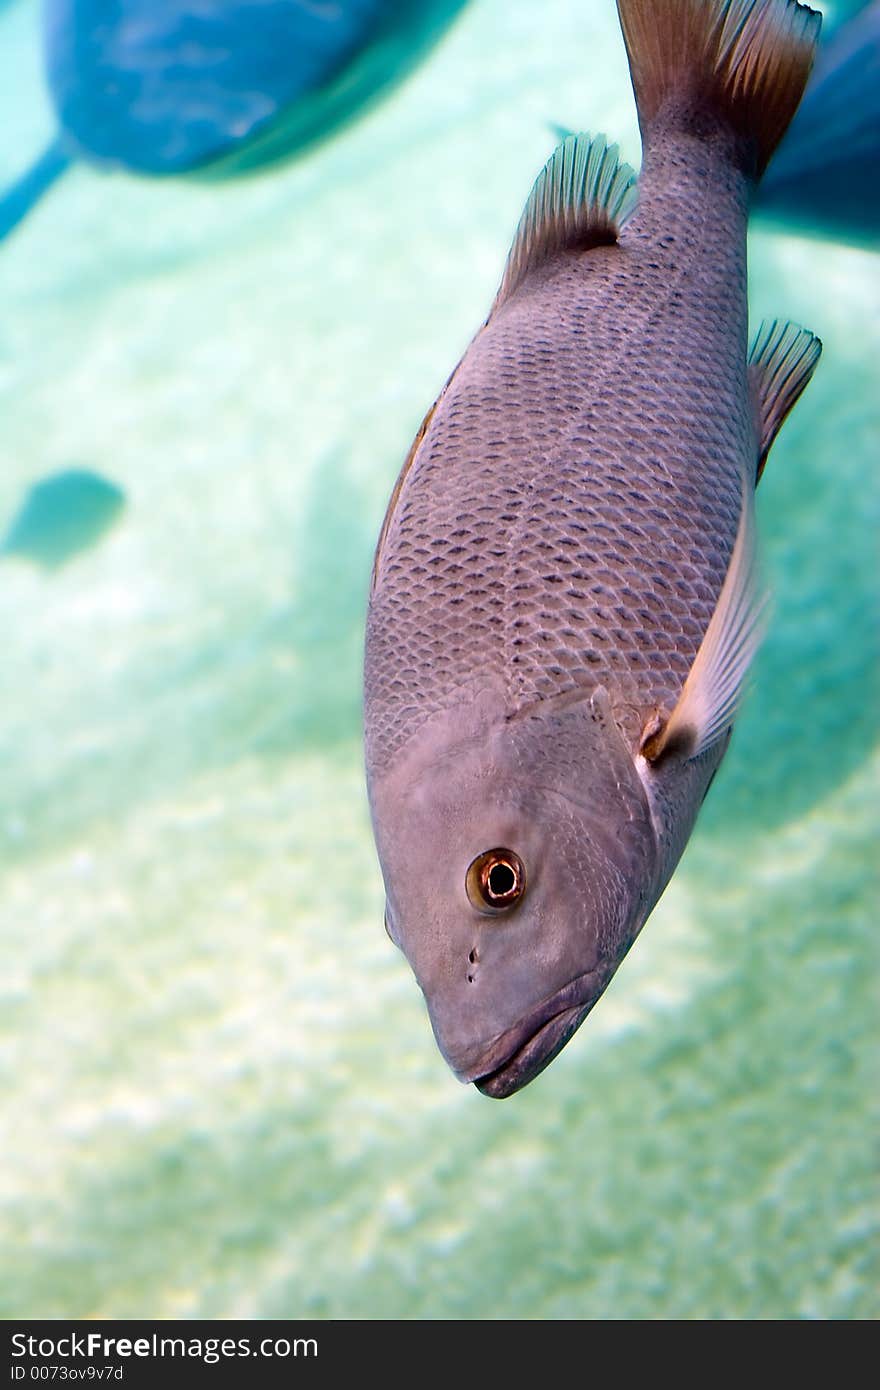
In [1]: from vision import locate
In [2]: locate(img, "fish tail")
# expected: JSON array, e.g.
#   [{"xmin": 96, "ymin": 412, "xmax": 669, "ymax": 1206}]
[{"xmin": 616, "ymin": 0, "xmax": 822, "ymax": 177}]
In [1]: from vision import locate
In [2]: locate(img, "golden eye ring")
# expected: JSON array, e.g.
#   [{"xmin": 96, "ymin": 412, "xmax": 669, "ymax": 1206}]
[{"xmin": 466, "ymin": 849, "xmax": 526, "ymax": 914}]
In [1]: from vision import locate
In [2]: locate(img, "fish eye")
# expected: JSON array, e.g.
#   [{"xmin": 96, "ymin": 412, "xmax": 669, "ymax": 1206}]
[{"xmin": 466, "ymin": 849, "xmax": 526, "ymax": 914}]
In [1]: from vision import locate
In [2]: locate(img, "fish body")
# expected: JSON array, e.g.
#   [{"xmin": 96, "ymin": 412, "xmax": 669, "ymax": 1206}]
[
  {"xmin": 1, "ymin": 469, "xmax": 125, "ymax": 569},
  {"xmin": 364, "ymin": 0, "xmax": 823, "ymax": 1098},
  {"xmin": 44, "ymin": 0, "xmax": 467, "ymax": 176},
  {"xmin": 0, "ymin": 0, "xmax": 467, "ymax": 240}
]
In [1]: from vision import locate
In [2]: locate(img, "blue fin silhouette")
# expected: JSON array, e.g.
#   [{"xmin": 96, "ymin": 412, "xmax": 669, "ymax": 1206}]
[
  {"xmin": 757, "ymin": 0, "xmax": 880, "ymax": 247},
  {"xmin": 0, "ymin": 136, "xmax": 71, "ymax": 242}
]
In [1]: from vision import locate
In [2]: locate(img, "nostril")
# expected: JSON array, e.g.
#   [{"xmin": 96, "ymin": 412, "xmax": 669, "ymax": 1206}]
[{"xmin": 466, "ymin": 945, "xmax": 479, "ymax": 984}]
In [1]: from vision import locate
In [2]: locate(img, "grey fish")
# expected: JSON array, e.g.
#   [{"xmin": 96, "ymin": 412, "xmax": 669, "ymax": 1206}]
[
  {"xmin": 1, "ymin": 469, "xmax": 126, "ymax": 569},
  {"xmin": 364, "ymin": 0, "xmax": 823, "ymax": 1099},
  {"xmin": 0, "ymin": 0, "xmax": 467, "ymax": 241}
]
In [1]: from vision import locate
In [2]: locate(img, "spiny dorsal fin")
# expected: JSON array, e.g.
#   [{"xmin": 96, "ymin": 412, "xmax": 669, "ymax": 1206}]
[
  {"xmin": 749, "ymin": 318, "xmax": 821, "ymax": 481},
  {"xmin": 641, "ymin": 476, "xmax": 766, "ymax": 764},
  {"xmin": 494, "ymin": 133, "xmax": 637, "ymax": 311},
  {"xmin": 616, "ymin": 0, "xmax": 822, "ymax": 177}
]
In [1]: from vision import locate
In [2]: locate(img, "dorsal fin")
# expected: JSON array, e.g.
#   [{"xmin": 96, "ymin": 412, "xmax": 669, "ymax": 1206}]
[
  {"xmin": 749, "ymin": 318, "xmax": 822, "ymax": 481},
  {"xmin": 641, "ymin": 476, "xmax": 766, "ymax": 764},
  {"xmin": 494, "ymin": 133, "xmax": 637, "ymax": 311}
]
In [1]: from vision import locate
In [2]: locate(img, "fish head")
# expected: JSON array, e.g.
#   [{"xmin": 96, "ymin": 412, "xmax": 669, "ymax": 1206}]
[{"xmin": 368, "ymin": 684, "xmax": 660, "ymax": 1098}]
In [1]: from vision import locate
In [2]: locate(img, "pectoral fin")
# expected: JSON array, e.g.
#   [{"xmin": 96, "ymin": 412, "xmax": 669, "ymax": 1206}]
[
  {"xmin": 641, "ymin": 478, "xmax": 766, "ymax": 763},
  {"xmin": 749, "ymin": 318, "xmax": 822, "ymax": 481}
]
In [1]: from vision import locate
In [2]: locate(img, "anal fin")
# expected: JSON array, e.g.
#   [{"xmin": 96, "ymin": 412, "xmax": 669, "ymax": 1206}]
[
  {"xmin": 641, "ymin": 477, "xmax": 766, "ymax": 764},
  {"xmin": 749, "ymin": 318, "xmax": 822, "ymax": 481}
]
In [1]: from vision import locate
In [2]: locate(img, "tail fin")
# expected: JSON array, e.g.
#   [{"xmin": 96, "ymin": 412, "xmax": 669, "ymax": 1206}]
[{"xmin": 616, "ymin": 0, "xmax": 822, "ymax": 176}]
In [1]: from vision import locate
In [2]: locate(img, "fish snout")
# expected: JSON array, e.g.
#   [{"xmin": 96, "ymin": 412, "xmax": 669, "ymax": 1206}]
[{"xmin": 430, "ymin": 967, "xmax": 606, "ymax": 1098}]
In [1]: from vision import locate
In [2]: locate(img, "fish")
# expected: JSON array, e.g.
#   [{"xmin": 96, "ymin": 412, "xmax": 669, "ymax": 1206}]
[
  {"xmin": 364, "ymin": 0, "xmax": 823, "ymax": 1099},
  {"xmin": 0, "ymin": 0, "xmax": 467, "ymax": 241},
  {"xmin": 756, "ymin": 0, "xmax": 880, "ymax": 245},
  {"xmin": 1, "ymin": 469, "xmax": 126, "ymax": 569}
]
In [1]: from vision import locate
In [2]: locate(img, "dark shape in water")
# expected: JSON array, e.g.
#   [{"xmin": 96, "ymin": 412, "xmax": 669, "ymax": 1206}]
[
  {"xmin": 1, "ymin": 469, "xmax": 126, "ymax": 569},
  {"xmin": 0, "ymin": 0, "xmax": 466, "ymax": 240},
  {"xmin": 756, "ymin": 0, "xmax": 880, "ymax": 245},
  {"xmin": 819, "ymin": 0, "xmax": 872, "ymax": 39}
]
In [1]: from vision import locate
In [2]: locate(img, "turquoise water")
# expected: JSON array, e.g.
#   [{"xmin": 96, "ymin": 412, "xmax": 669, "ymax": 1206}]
[{"xmin": 0, "ymin": 0, "xmax": 877, "ymax": 1319}]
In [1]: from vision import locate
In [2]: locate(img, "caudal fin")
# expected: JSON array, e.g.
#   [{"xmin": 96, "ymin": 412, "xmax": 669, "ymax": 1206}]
[{"xmin": 616, "ymin": 0, "xmax": 822, "ymax": 177}]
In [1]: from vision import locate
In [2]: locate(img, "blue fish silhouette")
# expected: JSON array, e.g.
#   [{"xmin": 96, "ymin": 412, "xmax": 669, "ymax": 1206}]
[
  {"xmin": 1, "ymin": 469, "xmax": 126, "ymax": 569},
  {"xmin": 0, "ymin": 0, "xmax": 466, "ymax": 240},
  {"xmin": 756, "ymin": 0, "xmax": 880, "ymax": 246}
]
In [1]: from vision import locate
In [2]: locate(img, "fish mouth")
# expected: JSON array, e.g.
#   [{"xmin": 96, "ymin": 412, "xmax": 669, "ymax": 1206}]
[
  {"xmin": 474, "ymin": 1002, "xmax": 591, "ymax": 1099},
  {"xmin": 454, "ymin": 970, "xmax": 603, "ymax": 1100}
]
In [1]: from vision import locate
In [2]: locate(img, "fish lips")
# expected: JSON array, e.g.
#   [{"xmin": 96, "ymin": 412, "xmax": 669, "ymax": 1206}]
[{"xmin": 448, "ymin": 968, "xmax": 605, "ymax": 1100}]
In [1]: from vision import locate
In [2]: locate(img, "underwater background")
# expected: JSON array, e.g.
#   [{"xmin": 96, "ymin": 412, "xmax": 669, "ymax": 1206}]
[{"xmin": 0, "ymin": 0, "xmax": 876, "ymax": 1319}]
